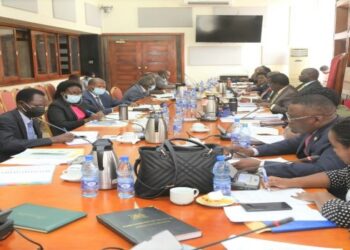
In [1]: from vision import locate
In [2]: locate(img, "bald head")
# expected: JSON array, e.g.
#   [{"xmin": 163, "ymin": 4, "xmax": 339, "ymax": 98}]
[{"xmin": 299, "ymin": 68, "xmax": 319, "ymax": 83}]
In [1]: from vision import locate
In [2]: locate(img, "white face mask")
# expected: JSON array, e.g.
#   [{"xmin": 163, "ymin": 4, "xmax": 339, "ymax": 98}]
[
  {"xmin": 93, "ymin": 87, "xmax": 106, "ymax": 96},
  {"xmin": 64, "ymin": 94, "xmax": 82, "ymax": 104}
]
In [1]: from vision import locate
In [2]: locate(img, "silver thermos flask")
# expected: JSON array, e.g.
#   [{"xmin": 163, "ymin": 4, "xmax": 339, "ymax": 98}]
[{"xmin": 119, "ymin": 104, "xmax": 128, "ymax": 120}]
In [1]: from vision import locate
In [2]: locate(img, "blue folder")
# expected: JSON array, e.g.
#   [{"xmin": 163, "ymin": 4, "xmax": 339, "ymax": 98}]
[{"xmin": 264, "ymin": 220, "xmax": 337, "ymax": 233}]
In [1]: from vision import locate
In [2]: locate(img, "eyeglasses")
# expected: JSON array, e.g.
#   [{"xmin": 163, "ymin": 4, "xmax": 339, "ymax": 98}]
[{"xmin": 285, "ymin": 113, "xmax": 317, "ymax": 122}]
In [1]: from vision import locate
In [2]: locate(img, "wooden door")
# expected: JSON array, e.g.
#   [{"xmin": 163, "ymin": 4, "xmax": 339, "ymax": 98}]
[
  {"xmin": 108, "ymin": 39, "xmax": 177, "ymax": 92},
  {"xmin": 142, "ymin": 40, "xmax": 176, "ymax": 83}
]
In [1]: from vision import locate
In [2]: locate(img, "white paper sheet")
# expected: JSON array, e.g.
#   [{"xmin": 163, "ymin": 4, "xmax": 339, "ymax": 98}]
[
  {"xmin": 106, "ymin": 111, "xmax": 145, "ymax": 120},
  {"xmin": 231, "ymin": 188, "xmax": 309, "ymax": 205},
  {"xmin": 66, "ymin": 131, "xmax": 99, "ymax": 145},
  {"xmin": 222, "ymin": 236, "xmax": 342, "ymax": 250},
  {"xmin": 249, "ymin": 126, "xmax": 279, "ymax": 135},
  {"xmin": 0, "ymin": 165, "xmax": 56, "ymax": 185},
  {"xmin": 224, "ymin": 204, "xmax": 327, "ymax": 222},
  {"xmin": 251, "ymin": 135, "xmax": 285, "ymax": 144}
]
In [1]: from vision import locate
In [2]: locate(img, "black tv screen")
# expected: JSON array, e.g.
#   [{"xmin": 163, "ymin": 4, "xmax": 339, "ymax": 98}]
[{"xmin": 196, "ymin": 15, "xmax": 263, "ymax": 43}]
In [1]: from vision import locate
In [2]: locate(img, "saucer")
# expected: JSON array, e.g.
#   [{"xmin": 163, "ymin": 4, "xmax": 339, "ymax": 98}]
[
  {"xmin": 191, "ymin": 127, "xmax": 209, "ymax": 133},
  {"xmin": 115, "ymin": 135, "xmax": 140, "ymax": 144},
  {"xmin": 60, "ymin": 173, "xmax": 82, "ymax": 182},
  {"xmin": 196, "ymin": 194, "xmax": 235, "ymax": 207}
]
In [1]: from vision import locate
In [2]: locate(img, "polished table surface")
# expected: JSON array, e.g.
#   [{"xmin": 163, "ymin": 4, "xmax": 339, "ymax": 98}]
[{"xmin": 1, "ymin": 103, "xmax": 350, "ymax": 250}]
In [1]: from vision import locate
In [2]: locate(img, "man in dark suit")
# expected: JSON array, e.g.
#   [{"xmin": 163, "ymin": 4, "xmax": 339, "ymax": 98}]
[
  {"xmin": 268, "ymin": 73, "xmax": 297, "ymax": 114},
  {"xmin": 0, "ymin": 88, "xmax": 74, "ymax": 162},
  {"xmin": 122, "ymin": 75, "xmax": 156, "ymax": 104},
  {"xmin": 229, "ymin": 94, "xmax": 347, "ymax": 178},
  {"xmin": 296, "ymin": 68, "xmax": 323, "ymax": 94},
  {"xmin": 82, "ymin": 78, "xmax": 121, "ymax": 114}
]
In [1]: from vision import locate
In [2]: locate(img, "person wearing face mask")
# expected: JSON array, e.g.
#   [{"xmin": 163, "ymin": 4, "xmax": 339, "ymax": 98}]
[
  {"xmin": 82, "ymin": 78, "xmax": 121, "ymax": 114},
  {"xmin": 122, "ymin": 75, "xmax": 156, "ymax": 104},
  {"xmin": 0, "ymin": 88, "xmax": 75, "ymax": 162},
  {"xmin": 47, "ymin": 80, "xmax": 103, "ymax": 135}
]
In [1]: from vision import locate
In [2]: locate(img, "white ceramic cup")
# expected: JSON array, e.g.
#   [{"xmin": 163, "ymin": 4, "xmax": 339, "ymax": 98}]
[{"xmin": 170, "ymin": 187, "xmax": 200, "ymax": 205}]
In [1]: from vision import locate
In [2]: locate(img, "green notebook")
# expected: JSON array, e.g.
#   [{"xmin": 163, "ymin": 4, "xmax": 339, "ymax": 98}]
[{"xmin": 9, "ymin": 203, "xmax": 86, "ymax": 233}]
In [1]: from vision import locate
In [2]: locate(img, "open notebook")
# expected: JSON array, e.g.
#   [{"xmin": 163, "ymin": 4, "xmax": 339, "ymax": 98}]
[{"xmin": 0, "ymin": 165, "xmax": 56, "ymax": 186}]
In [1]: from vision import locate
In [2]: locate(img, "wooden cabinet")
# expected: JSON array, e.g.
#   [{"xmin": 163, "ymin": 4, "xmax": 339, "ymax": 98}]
[{"xmin": 334, "ymin": 0, "xmax": 350, "ymax": 58}]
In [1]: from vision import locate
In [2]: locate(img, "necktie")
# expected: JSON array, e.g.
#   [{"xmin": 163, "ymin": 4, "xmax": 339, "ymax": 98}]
[
  {"xmin": 27, "ymin": 120, "xmax": 37, "ymax": 140},
  {"xmin": 303, "ymin": 134, "xmax": 313, "ymax": 156},
  {"xmin": 95, "ymin": 96, "xmax": 104, "ymax": 109}
]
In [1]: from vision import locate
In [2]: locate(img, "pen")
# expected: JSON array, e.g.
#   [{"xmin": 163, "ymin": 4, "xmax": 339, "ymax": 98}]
[{"xmin": 259, "ymin": 167, "xmax": 270, "ymax": 191}]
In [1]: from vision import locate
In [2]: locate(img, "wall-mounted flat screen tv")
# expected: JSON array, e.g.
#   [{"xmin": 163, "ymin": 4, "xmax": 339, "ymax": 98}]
[{"xmin": 196, "ymin": 15, "xmax": 263, "ymax": 43}]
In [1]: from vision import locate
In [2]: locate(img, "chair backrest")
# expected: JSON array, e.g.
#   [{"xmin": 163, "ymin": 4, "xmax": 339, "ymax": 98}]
[
  {"xmin": 110, "ymin": 86, "xmax": 123, "ymax": 100},
  {"xmin": 0, "ymin": 101, "xmax": 5, "ymax": 115},
  {"xmin": 326, "ymin": 53, "xmax": 348, "ymax": 95},
  {"xmin": 0, "ymin": 90, "xmax": 17, "ymax": 112},
  {"xmin": 44, "ymin": 83, "xmax": 56, "ymax": 102}
]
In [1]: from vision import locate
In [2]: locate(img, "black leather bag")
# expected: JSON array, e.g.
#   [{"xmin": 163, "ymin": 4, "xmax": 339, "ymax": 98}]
[{"xmin": 134, "ymin": 138, "xmax": 224, "ymax": 199}]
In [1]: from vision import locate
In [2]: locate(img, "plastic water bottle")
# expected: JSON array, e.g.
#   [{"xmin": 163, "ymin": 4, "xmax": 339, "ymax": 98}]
[
  {"xmin": 239, "ymin": 123, "xmax": 251, "ymax": 148},
  {"xmin": 230, "ymin": 117, "xmax": 241, "ymax": 145},
  {"xmin": 190, "ymin": 89, "xmax": 197, "ymax": 118},
  {"xmin": 81, "ymin": 155, "xmax": 99, "ymax": 198},
  {"xmin": 116, "ymin": 156, "xmax": 134, "ymax": 199},
  {"xmin": 212, "ymin": 155, "xmax": 231, "ymax": 196},
  {"xmin": 161, "ymin": 103, "xmax": 169, "ymax": 127},
  {"xmin": 173, "ymin": 112, "xmax": 183, "ymax": 136}
]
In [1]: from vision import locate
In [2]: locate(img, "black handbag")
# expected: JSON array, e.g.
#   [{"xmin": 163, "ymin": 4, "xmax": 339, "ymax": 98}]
[{"xmin": 134, "ymin": 138, "xmax": 224, "ymax": 199}]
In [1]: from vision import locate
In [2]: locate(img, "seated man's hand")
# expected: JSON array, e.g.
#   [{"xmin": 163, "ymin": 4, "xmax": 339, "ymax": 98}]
[
  {"xmin": 50, "ymin": 132, "xmax": 75, "ymax": 143},
  {"xmin": 232, "ymin": 158, "xmax": 261, "ymax": 172},
  {"xmin": 225, "ymin": 145, "xmax": 255, "ymax": 157}
]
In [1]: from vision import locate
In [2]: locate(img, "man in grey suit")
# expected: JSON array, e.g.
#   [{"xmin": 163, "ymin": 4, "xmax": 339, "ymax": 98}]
[
  {"xmin": 82, "ymin": 78, "xmax": 121, "ymax": 114},
  {"xmin": 296, "ymin": 68, "xmax": 323, "ymax": 94},
  {"xmin": 0, "ymin": 88, "xmax": 74, "ymax": 162},
  {"xmin": 268, "ymin": 73, "xmax": 297, "ymax": 114},
  {"xmin": 229, "ymin": 94, "xmax": 347, "ymax": 178}
]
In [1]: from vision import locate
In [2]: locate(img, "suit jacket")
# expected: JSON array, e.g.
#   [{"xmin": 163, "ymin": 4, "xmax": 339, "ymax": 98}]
[
  {"xmin": 296, "ymin": 80, "xmax": 323, "ymax": 94},
  {"xmin": 82, "ymin": 90, "xmax": 121, "ymax": 115},
  {"xmin": 251, "ymin": 83, "xmax": 269, "ymax": 95},
  {"xmin": 269, "ymin": 85, "xmax": 297, "ymax": 114},
  {"xmin": 47, "ymin": 97, "xmax": 94, "ymax": 135},
  {"xmin": 0, "ymin": 109, "xmax": 52, "ymax": 162},
  {"xmin": 122, "ymin": 84, "xmax": 147, "ymax": 104},
  {"xmin": 256, "ymin": 117, "xmax": 347, "ymax": 178}
]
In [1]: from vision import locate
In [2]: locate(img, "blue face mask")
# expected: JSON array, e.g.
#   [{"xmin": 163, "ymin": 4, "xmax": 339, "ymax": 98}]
[
  {"xmin": 93, "ymin": 87, "xmax": 106, "ymax": 96},
  {"xmin": 64, "ymin": 94, "xmax": 82, "ymax": 104}
]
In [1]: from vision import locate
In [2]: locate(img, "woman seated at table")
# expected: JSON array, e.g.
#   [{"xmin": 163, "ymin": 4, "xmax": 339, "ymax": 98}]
[
  {"xmin": 267, "ymin": 117, "xmax": 350, "ymax": 228},
  {"xmin": 47, "ymin": 80, "xmax": 103, "ymax": 135}
]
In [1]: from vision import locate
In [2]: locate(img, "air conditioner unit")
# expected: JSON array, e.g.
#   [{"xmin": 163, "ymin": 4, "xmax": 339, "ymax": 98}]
[
  {"xmin": 288, "ymin": 48, "xmax": 309, "ymax": 86},
  {"xmin": 184, "ymin": 0, "xmax": 232, "ymax": 5}
]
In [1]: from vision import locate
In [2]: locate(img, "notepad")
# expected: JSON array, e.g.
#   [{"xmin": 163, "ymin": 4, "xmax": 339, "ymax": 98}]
[
  {"xmin": 0, "ymin": 165, "xmax": 56, "ymax": 186},
  {"xmin": 9, "ymin": 203, "xmax": 86, "ymax": 233},
  {"xmin": 3, "ymin": 148, "xmax": 84, "ymax": 165}
]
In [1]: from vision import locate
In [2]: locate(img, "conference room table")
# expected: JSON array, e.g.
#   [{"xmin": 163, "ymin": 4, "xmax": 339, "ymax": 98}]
[{"xmin": 1, "ymin": 100, "xmax": 350, "ymax": 250}]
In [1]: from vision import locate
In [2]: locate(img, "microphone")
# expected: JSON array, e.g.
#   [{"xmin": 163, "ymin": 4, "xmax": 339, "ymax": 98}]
[
  {"xmin": 35, "ymin": 118, "xmax": 92, "ymax": 143},
  {"xmin": 191, "ymin": 217, "xmax": 294, "ymax": 250},
  {"xmin": 240, "ymin": 107, "xmax": 261, "ymax": 120}
]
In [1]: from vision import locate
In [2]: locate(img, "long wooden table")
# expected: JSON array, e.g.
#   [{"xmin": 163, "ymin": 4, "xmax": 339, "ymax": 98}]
[{"xmin": 1, "ymin": 106, "xmax": 350, "ymax": 250}]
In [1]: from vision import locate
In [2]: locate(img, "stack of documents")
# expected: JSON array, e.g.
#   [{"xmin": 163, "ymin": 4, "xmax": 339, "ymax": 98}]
[
  {"xmin": 3, "ymin": 148, "xmax": 84, "ymax": 165},
  {"xmin": 85, "ymin": 120, "xmax": 128, "ymax": 127},
  {"xmin": 0, "ymin": 165, "xmax": 56, "ymax": 185}
]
